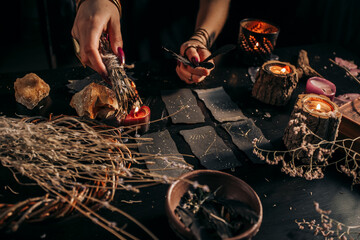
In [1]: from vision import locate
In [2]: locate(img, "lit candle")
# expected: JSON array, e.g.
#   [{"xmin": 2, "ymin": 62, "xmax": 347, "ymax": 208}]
[
  {"xmin": 303, "ymin": 97, "xmax": 334, "ymax": 115},
  {"xmin": 244, "ymin": 20, "xmax": 279, "ymax": 34},
  {"xmin": 238, "ymin": 18, "xmax": 280, "ymax": 66},
  {"xmin": 268, "ymin": 64, "xmax": 292, "ymax": 75},
  {"xmin": 305, "ymin": 77, "xmax": 336, "ymax": 100},
  {"xmin": 121, "ymin": 105, "xmax": 151, "ymax": 133}
]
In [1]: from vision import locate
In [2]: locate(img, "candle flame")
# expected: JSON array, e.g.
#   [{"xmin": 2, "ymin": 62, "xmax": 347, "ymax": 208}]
[
  {"xmin": 134, "ymin": 106, "xmax": 139, "ymax": 113},
  {"xmin": 255, "ymin": 42, "xmax": 259, "ymax": 47},
  {"xmin": 281, "ymin": 68, "xmax": 286, "ymax": 73},
  {"xmin": 316, "ymin": 104, "xmax": 321, "ymax": 110}
]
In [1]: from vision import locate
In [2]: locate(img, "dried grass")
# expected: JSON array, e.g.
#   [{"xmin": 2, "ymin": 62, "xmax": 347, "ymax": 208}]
[{"xmin": 0, "ymin": 115, "xmax": 175, "ymax": 239}]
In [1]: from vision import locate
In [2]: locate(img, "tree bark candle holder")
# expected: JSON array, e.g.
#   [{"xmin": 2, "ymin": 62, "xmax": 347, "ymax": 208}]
[
  {"xmin": 252, "ymin": 60, "xmax": 298, "ymax": 106},
  {"xmin": 283, "ymin": 94, "xmax": 342, "ymax": 161},
  {"xmin": 238, "ymin": 18, "xmax": 280, "ymax": 66}
]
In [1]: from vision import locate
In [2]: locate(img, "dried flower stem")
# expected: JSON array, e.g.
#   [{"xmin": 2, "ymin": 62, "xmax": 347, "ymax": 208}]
[
  {"xmin": 253, "ymin": 120, "xmax": 360, "ymax": 183},
  {"xmin": 296, "ymin": 202, "xmax": 360, "ymax": 240}
]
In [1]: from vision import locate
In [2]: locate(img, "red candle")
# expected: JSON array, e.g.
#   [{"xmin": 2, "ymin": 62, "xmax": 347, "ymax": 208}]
[
  {"xmin": 305, "ymin": 77, "xmax": 336, "ymax": 100},
  {"xmin": 121, "ymin": 105, "xmax": 151, "ymax": 133}
]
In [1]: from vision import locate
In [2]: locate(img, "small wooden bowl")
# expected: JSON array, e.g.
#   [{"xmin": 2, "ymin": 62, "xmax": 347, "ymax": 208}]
[{"xmin": 165, "ymin": 170, "xmax": 263, "ymax": 240}]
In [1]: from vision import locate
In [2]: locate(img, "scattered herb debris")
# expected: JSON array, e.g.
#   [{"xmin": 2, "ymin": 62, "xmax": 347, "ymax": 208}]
[{"xmin": 175, "ymin": 187, "xmax": 259, "ymax": 239}]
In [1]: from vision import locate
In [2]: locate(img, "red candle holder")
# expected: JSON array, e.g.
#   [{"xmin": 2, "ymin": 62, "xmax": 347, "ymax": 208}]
[
  {"xmin": 121, "ymin": 105, "xmax": 151, "ymax": 133},
  {"xmin": 305, "ymin": 77, "xmax": 336, "ymax": 100}
]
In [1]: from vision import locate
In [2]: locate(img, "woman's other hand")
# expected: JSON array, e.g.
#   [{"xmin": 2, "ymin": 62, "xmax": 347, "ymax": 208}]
[{"xmin": 176, "ymin": 40, "xmax": 214, "ymax": 84}]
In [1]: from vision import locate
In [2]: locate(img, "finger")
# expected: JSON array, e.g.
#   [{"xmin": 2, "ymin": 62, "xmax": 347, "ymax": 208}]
[
  {"xmin": 176, "ymin": 65, "xmax": 193, "ymax": 84},
  {"xmin": 198, "ymin": 48, "xmax": 212, "ymax": 60},
  {"xmin": 108, "ymin": 14, "xmax": 123, "ymax": 55},
  {"xmin": 184, "ymin": 47, "xmax": 200, "ymax": 66},
  {"xmin": 79, "ymin": 24, "xmax": 108, "ymax": 76},
  {"xmin": 185, "ymin": 64, "xmax": 211, "ymax": 76},
  {"xmin": 198, "ymin": 49, "xmax": 215, "ymax": 72},
  {"xmin": 177, "ymin": 62, "xmax": 206, "ymax": 81},
  {"xmin": 176, "ymin": 65, "xmax": 205, "ymax": 84},
  {"xmin": 189, "ymin": 72, "xmax": 206, "ymax": 84}
]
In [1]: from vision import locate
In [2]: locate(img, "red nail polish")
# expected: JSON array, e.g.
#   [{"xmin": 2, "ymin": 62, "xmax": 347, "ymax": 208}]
[
  {"xmin": 117, "ymin": 47, "xmax": 125, "ymax": 65},
  {"xmin": 191, "ymin": 57, "xmax": 199, "ymax": 66}
]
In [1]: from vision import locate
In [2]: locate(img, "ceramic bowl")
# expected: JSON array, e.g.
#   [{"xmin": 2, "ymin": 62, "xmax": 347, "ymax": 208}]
[{"xmin": 165, "ymin": 169, "xmax": 263, "ymax": 240}]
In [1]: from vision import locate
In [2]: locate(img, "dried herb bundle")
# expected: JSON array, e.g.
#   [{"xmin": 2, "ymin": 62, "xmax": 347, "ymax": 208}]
[
  {"xmin": 0, "ymin": 115, "xmax": 178, "ymax": 239},
  {"xmin": 175, "ymin": 187, "xmax": 259, "ymax": 239},
  {"xmin": 99, "ymin": 35, "xmax": 142, "ymax": 120}
]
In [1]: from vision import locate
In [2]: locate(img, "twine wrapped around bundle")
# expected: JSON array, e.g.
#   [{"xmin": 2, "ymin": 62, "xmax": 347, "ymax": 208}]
[{"xmin": 99, "ymin": 35, "xmax": 142, "ymax": 120}]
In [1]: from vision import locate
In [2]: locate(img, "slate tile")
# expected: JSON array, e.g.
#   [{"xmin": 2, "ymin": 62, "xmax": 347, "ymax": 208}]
[
  {"xmin": 137, "ymin": 130, "xmax": 192, "ymax": 178},
  {"xmin": 194, "ymin": 87, "xmax": 246, "ymax": 122},
  {"xmin": 161, "ymin": 89, "xmax": 205, "ymax": 124},
  {"xmin": 180, "ymin": 126, "xmax": 241, "ymax": 170},
  {"xmin": 222, "ymin": 119, "xmax": 272, "ymax": 164}
]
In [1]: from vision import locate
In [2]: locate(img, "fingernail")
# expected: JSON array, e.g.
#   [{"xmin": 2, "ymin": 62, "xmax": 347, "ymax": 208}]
[
  {"xmin": 117, "ymin": 47, "xmax": 125, "ymax": 65},
  {"xmin": 191, "ymin": 57, "xmax": 199, "ymax": 66}
]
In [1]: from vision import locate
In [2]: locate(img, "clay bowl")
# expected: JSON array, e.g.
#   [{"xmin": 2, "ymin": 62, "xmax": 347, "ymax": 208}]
[{"xmin": 165, "ymin": 169, "xmax": 263, "ymax": 240}]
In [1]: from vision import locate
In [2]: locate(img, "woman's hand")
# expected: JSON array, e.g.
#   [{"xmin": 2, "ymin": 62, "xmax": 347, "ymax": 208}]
[
  {"xmin": 176, "ymin": 40, "xmax": 214, "ymax": 84},
  {"xmin": 72, "ymin": 0, "xmax": 122, "ymax": 77}
]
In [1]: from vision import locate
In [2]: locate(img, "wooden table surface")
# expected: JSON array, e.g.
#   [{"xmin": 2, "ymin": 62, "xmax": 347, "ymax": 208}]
[{"xmin": 1, "ymin": 43, "xmax": 360, "ymax": 240}]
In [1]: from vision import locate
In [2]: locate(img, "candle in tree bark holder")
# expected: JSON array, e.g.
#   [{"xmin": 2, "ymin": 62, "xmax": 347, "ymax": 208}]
[
  {"xmin": 283, "ymin": 94, "xmax": 342, "ymax": 162},
  {"xmin": 252, "ymin": 60, "xmax": 298, "ymax": 106},
  {"xmin": 238, "ymin": 18, "xmax": 280, "ymax": 66},
  {"xmin": 305, "ymin": 77, "xmax": 336, "ymax": 100}
]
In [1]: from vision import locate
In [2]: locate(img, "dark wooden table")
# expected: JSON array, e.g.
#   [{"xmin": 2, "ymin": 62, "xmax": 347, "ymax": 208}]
[{"xmin": 1, "ymin": 44, "xmax": 360, "ymax": 240}]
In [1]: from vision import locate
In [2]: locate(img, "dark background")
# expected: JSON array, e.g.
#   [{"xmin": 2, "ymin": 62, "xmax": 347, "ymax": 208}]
[{"xmin": 0, "ymin": 0, "xmax": 359, "ymax": 74}]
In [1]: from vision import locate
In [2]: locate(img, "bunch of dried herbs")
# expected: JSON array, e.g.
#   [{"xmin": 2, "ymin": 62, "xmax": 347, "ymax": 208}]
[
  {"xmin": 0, "ymin": 115, "xmax": 180, "ymax": 239},
  {"xmin": 175, "ymin": 187, "xmax": 259, "ymax": 239}
]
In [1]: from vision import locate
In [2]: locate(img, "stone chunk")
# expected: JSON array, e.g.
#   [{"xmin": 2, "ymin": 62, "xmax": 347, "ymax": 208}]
[
  {"xmin": 70, "ymin": 82, "xmax": 119, "ymax": 119},
  {"xmin": 14, "ymin": 73, "xmax": 50, "ymax": 110}
]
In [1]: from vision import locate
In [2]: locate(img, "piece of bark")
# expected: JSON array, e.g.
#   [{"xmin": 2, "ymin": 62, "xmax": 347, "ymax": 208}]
[
  {"xmin": 252, "ymin": 60, "xmax": 298, "ymax": 106},
  {"xmin": 283, "ymin": 94, "xmax": 342, "ymax": 161},
  {"xmin": 137, "ymin": 130, "xmax": 192, "ymax": 178},
  {"xmin": 180, "ymin": 126, "xmax": 241, "ymax": 170},
  {"xmin": 70, "ymin": 82, "xmax": 119, "ymax": 119},
  {"xmin": 194, "ymin": 87, "xmax": 246, "ymax": 122},
  {"xmin": 161, "ymin": 89, "xmax": 205, "ymax": 124},
  {"xmin": 14, "ymin": 73, "xmax": 50, "ymax": 110},
  {"xmin": 222, "ymin": 119, "xmax": 272, "ymax": 164},
  {"xmin": 297, "ymin": 49, "xmax": 323, "ymax": 79}
]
